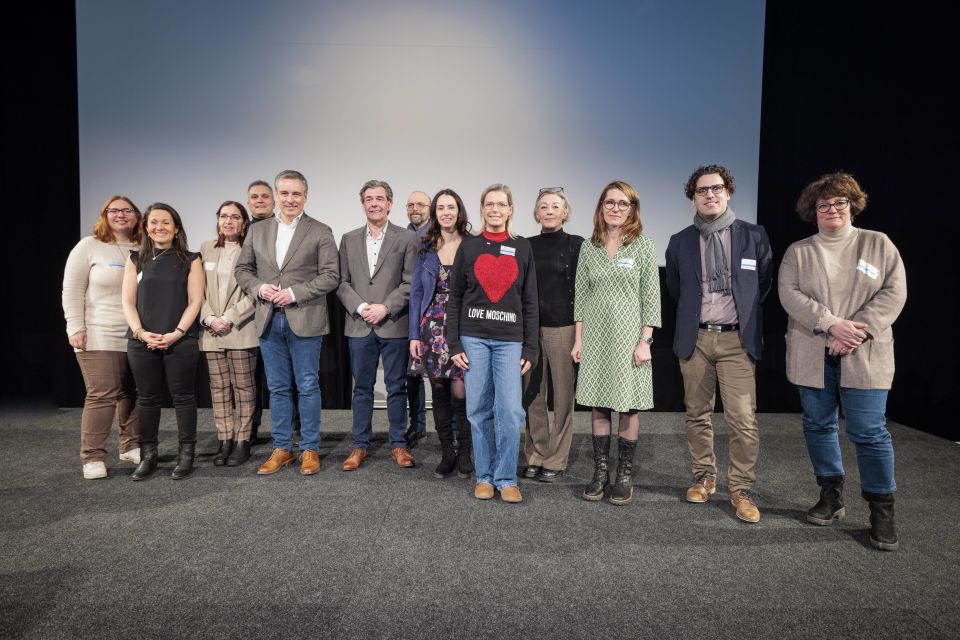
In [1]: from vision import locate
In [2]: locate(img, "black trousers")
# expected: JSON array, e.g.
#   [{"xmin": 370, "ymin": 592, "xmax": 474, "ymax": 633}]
[{"xmin": 127, "ymin": 337, "xmax": 199, "ymax": 446}]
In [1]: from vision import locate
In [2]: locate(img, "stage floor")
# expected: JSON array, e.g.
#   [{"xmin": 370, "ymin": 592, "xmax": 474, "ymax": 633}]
[{"xmin": 1, "ymin": 409, "xmax": 957, "ymax": 639}]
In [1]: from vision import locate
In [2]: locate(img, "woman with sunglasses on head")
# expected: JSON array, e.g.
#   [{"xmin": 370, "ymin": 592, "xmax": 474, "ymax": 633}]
[
  {"xmin": 409, "ymin": 189, "xmax": 473, "ymax": 479},
  {"xmin": 521, "ymin": 187, "xmax": 584, "ymax": 483},
  {"xmin": 572, "ymin": 181, "xmax": 661, "ymax": 506},
  {"xmin": 199, "ymin": 201, "xmax": 259, "ymax": 467},
  {"xmin": 779, "ymin": 172, "xmax": 906, "ymax": 551}
]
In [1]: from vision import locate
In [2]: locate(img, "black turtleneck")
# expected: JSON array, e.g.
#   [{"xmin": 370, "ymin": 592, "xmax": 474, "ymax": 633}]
[{"xmin": 528, "ymin": 229, "xmax": 584, "ymax": 327}]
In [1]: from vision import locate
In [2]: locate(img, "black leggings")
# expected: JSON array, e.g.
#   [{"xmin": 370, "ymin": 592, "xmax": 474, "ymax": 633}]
[{"xmin": 127, "ymin": 337, "xmax": 199, "ymax": 446}]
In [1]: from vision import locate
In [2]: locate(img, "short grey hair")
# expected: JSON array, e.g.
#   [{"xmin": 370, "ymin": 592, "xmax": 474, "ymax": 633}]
[
  {"xmin": 275, "ymin": 169, "xmax": 308, "ymax": 193},
  {"xmin": 359, "ymin": 179, "xmax": 393, "ymax": 202}
]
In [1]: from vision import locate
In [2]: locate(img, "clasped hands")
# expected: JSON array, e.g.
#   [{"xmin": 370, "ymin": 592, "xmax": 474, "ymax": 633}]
[{"xmin": 827, "ymin": 318, "xmax": 869, "ymax": 356}]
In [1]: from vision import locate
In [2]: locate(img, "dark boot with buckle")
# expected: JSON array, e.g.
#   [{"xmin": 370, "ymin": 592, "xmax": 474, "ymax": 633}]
[
  {"xmin": 807, "ymin": 475, "xmax": 845, "ymax": 525},
  {"xmin": 171, "ymin": 443, "xmax": 195, "ymax": 480},
  {"xmin": 213, "ymin": 439, "xmax": 234, "ymax": 467},
  {"xmin": 582, "ymin": 435, "xmax": 610, "ymax": 501},
  {"xmin": 454, "ymin": 397, "xmax": 473, "ymax": 478},
  {"xmin": 226, "ymin": 440, "xmax": 251, "ymax": 466},
  {"xmin": 609, "ymin": 436, "xmax": 637, "ymax": 506},
  {"xmin": 131, "ymin": 443, "xmax": 158, "ymax": 481},
  {"xmin": 862, "ymin": 490, "xmax": 899, "ymax": 551}
]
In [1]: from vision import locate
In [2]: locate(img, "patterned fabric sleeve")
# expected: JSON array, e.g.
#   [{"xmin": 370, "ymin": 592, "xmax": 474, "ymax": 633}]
[
  {"xmin": 638, "ymin": 237, "xmax": 662, "ymax": 331},
  {"xmin": 573, "ymin": 242, "xmax": 591, "ymax": 322}
]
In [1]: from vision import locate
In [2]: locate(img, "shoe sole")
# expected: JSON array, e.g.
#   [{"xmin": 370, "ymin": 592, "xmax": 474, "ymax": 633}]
[
  {"xmin": 582, "ymin": 487, "xmax": 607, "ymax": 502},
  {"xmin": 609, "ymin": 492, "xmax": 635, "ymax": 506},
  {"xmin": 869, "ymin": 536, "xmax": 899, "ymax": 551},
  {"xmin": 538, "ymin": 474, "xmax": 562, "ymax": 483},
  {"xmin": 433, "ymin": 470, "xmax": 455, "ymax": 479},
  {"xmin": 257, "ymin": 459, "xmax": 293, "ymax": 475},
  {"xmin": 457, "ymin": 470, "xmax": 472, "ymax": 479},
  {"xmin": 500, "ymin": 494, "xmax": 523, "ymax": 503},
  {"xmin": 83, "ymin": 472, "xmax": 108, "ymax": 480},
  {"xmin": 118, "ymin": 457, "xmax": 139, "ymax": 464},
  {"xmin": 300, "ymin": 468, "xmax": 320, "ymax": 476},
  {"xmin": 806, "ymin": 507, "xmax": 846, "ymax": 526}
]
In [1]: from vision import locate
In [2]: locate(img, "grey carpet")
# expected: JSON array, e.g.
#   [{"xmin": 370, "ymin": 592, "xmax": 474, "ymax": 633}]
[{"xmin": 1, "ymin": 409, "xmax": 957, "ymax": 639}]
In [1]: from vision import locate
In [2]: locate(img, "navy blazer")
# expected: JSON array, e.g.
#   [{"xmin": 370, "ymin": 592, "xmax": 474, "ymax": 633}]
[
  {"xmin": 409, "ymin": 246, "xmax": 442, "ymax": 340},
  {"xmin": 665, "ymin": 219, "xmax": 772, "ymax": 361}
]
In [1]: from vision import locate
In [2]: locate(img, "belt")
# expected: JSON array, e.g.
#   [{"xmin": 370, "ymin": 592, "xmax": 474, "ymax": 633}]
[
  {"xmin": 699, "ymin": 323, "xmax": 738, "ymax": 332},
  {"xmin": 273, "ymin": 306, "xmax": 286, "ymax": 314}
]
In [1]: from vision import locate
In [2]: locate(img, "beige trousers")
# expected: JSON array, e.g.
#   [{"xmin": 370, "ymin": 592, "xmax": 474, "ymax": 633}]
[
  {"xmin": 523, "ymin": 325, "xmax": 577, "ymax": 471},
  {"xmin": 75, "ymin": 351, "xmax": 139, "ymax": 463}
]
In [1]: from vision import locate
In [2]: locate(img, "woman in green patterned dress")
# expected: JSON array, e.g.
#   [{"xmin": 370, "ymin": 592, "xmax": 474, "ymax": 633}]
[{"xmin": 571, "ymin": 180, "xmax": 661, "ymax": 505}]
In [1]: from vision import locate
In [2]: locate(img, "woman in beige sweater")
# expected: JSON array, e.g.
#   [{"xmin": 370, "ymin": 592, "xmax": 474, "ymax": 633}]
[
  {"xmin": 778, "ymin": 172, "xmax": 906, "ymax": 551},
  {"xmin": 62, "ymin": 195, "xmax": 143, "ymax": 479}
]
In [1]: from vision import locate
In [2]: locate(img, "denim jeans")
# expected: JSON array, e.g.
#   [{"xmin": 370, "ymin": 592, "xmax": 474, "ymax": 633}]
[
  {"xmin": 259, "ymin": 312, "xmax": 323, "ymax": 452},
  {"xmin": 407, "ymin": 374, "xmax": 426, "ymax": 433},
  {"xmin": 348, "ymin": 332, "xmax": 408, "ymax": 449},
  {"xmin": 797, "ymin": 351, "xmax": 896, "ymax": 493},
  {"xmin": 461, "ymin": 336, "xmax": 524, "ymax": 489}
]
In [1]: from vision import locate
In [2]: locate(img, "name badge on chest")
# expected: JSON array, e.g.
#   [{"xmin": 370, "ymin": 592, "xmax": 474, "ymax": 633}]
[
  {"xmin": 500, "ymin": 245, "xmax": 516, "ymax": 256},
  {"xmin": 857, "ymin": 258, "xmax": 879, "ymax": 280},
  {"xmin": 616, "ymin": 257, "xmax": 634, "ymax": 269},
  {"xmin": 740, "ymin": 258, "xmax": 757, "ymax": 271},
  {"xmin": 204, "ymin": 261, "xmax": 216, "ymax": 271}
]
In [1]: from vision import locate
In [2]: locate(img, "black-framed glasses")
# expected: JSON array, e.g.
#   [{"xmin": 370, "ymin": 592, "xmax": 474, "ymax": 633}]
[
  {"xmin": 539, "ymin": 186, "xmax": 564, "ymax": 195},
  {"xmin": 218, "ymin": 214, "xmax": 244, "ymax": 221},
  {"xmin": 816, "ymin": 199, "xmax": 850, "ymax": 213},
  {"xmin": 603, "ymin": 199, "xmax": 631, "ymax": 211},
  {"xmin": 406, "ymin": 202, "xmax": 429, "ymax": 211},
  {"xmin": 694, "ymin": 184, "xmax": 725, "ymax": 197},
  {"xmin": 105, "ymin": 208, "xmax": 135, "ymax": 215}
]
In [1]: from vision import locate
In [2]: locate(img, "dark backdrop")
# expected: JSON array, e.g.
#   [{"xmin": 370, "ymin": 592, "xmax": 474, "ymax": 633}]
[{"xmin": 4, "ymin": 3, "xmax": 954, "ymax": 441}]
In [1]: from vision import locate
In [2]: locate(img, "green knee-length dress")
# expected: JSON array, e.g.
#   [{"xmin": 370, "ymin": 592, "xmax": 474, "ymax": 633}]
[{"xmin": 574, "ymin": 235, "xmax": 661, "ymax": 411}]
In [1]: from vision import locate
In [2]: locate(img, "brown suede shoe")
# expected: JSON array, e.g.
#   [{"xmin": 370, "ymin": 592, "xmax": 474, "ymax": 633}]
[
  {"xmin": 257, "ymin": 448, "xmax": 294, "ymax": 475},
  {"xmin": 686, "ymin": 472, "xmax": 717, "ymax": 503},
  {"xmin": 342, "ymin": 448, "xmax": 368, "ymax": 471},
  {"xmin": 499, "ymin": 486, "xmax": 523, "ymax": 503},
  {"xmin": 474, "ymin": 482, "xmax": 495, "ymax": 500},
  {"xmin": 391, "ymin": 447, "xmax": 415, "ymax": 468},
  {"xmin": 731, "ymin": 488, "xmax": 761, "ymax": 523},
  {"xmin": 299, "ymin": 450, "xmax": 320, "ymax": 475}
]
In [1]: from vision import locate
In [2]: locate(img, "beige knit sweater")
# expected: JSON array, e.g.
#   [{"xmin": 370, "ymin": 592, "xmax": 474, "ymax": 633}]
[{"xmin": 62, "ymin": 236, "xmax": 135, "ymax": 352}]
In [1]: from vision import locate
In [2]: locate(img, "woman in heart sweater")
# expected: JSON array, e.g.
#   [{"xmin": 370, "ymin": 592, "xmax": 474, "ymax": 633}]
[{"xmin": 448, "ymin": 183, "xmax": 539, "ymax": 503}]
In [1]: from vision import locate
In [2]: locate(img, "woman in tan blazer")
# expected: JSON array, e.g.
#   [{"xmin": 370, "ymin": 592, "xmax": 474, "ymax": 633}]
[
  {"xmin": 778, "ymin": 172, "xmax": 906, "ymax": 551},
  {"xmin": 200, "ymin": 201, "xmax": 259, "ymax": 466}
]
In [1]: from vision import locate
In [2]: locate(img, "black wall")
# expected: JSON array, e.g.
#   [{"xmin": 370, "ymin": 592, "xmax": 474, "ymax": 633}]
[{"xmin": 4, "ymin": 4, "xmax": 955, "ymax": 440}]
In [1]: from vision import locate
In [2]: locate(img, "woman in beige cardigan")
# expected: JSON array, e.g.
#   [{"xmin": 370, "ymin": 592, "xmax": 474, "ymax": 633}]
[
  {"xmin": 778, "ymin": 172, "xmax": 906, "ymax": 551},
  {"xmin": 200, "ymin": 201, "xmax": 259, "ymax": 466}
]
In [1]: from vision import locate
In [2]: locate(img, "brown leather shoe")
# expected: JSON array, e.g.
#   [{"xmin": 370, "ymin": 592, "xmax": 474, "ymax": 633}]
[
  {"xmin": 499, "ymin": 485, "xmax": 523, "ymax": 503},
  {"xmin": 341, "ymin": 448, "xmax": 368, "ymax": 471},
  {"xmin": 391, "ymin": 447, "xmax": 415, "ymax": 468},
  {"xmin": 686, "ymin": 472, "xmax": 717, "ymax": 503},
  {"xmin": 257, "ymin": 448, "xmax": 294, "ymax": 475},
  {"xmin": 731, "ymin": 488, "xmax": 761, "ymax": 523},
  {"xmin": 299, "ymin": 450, "xmax": 320, "ymax": 475},
  {"xmin": 474, "ymin": 482, "xmax": 495, "ymax": 500}
]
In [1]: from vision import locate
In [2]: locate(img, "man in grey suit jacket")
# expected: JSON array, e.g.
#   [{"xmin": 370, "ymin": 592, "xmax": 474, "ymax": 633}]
[
  {"xmin": 665, "ymin": 164, "xmax": 772, "ymax": 523},
  {"xmin": 235, "ymin": 169, "xmax": 340, "ymax": 476},
  {"xmin": 337, "ymin": 180, "xmax": 417, "ymax": 471}
]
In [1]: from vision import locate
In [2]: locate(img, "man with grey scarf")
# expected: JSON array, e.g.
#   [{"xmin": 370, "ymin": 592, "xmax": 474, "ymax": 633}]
[{"xmin": 665, "ymin": 165, "xmax": 772, "ymax": 523}]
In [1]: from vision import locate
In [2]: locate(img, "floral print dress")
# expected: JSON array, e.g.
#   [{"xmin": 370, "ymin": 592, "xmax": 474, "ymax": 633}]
[{"xmin": 410, "ymin": 264, "xmax": 464, "ymax": 380}]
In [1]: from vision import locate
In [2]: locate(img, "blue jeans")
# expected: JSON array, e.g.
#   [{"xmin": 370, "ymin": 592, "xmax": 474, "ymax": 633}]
[
  {"xmin": 348, "ymin": 332, "xmax": 408, "ymax": 449},
  {"xmin": 461, "ymin": 336, "xmax": 524, "ymax": 489},
  {"xmin": 259, "ymin": 312, "xmax": 323, "ymax": 452},
  {"xmin": 797, "ymin": 352, "xmax": 896, "ymax": 493},
  {"xmin": 407, "ymin": 374, "xmax": 426, "ymax": 433}
]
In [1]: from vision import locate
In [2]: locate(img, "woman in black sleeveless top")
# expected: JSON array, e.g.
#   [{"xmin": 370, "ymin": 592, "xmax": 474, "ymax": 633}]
[{"xmin": 122, "ymin": 203, "xmax": 204, "ymax": 480}]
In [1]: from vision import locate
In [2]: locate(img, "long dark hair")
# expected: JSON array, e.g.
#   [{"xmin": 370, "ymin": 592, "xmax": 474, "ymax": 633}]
[
  {"xmin": 214, "ymin": 200, "xmax": 251, "ymax": 248},
  {"xmin": 137, "ymin": 202, "xmax": 191, "ymax": 267},
  {"xmin": 421, "ymin": 188, "xmax": 471, "ymax": 254}
]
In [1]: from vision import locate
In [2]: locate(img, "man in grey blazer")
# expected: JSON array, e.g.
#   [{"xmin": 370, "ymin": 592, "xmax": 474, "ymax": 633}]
[
  {"xmin": 665, "ymin": 164, "xmax": 773, "ymax": 523},
  {"xmin": 337, "ymin": 180, "xmax": 417, "ymax": 471},
  {"xmin": 235, "ymin": 169, "xmax": 340, "ymax": 476}
]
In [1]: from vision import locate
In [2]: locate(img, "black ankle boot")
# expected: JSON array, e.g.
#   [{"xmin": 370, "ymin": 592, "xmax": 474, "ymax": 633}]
[
  {"xmin": 171, "ymin": 443, "xmax": 195, "ymax": 480},
  {"xmin": 807, "ymin": 475, "xmax": 845, "ymax": 525},
  {"xmin": 213, "ymin": 439, "xmax": 234, "ymax": 466},
  {"xmin": 454, "ymin": 398, "xmax": 473, "ymax": 478},
  {"xmin": 609, "ymin": 437, "xmax": 637, "ymax": 506},
  {"xmin": 862, "ymin": 490, "xmax": 899, "ymax": 551},
  {"xmin": 131, "ymin": 443, "xmax": 158, "ymax": 481},
  {"xmin": 226, "ymin": 440, "xmax": 251, "ymax": 466},
  {"xmin": 582, "ymin": 435, "xmax": 610, "ymax": 501}
]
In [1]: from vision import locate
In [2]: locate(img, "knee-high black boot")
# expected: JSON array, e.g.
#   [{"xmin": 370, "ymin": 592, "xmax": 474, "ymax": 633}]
[
  {"xmin": 453, "ymin": 396, "xmax": 473, "ymax": 478},
  {"xmin": 432, "ymin": 387, "xmax": 457, "ymax": 479}
]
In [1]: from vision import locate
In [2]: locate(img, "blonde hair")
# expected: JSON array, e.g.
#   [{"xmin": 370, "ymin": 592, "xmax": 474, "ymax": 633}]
[
  {"xmin": 479, "ymin": 183, "xmax": 515, "ymax": 237},
  {"xmin": 533, "ymin": 188, "xmax": 571, "ymax": 224}
]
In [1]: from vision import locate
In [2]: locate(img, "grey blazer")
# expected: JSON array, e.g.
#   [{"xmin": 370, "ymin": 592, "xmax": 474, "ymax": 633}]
[
  {"xmin": 234, "ymin": 213, "xmax": 340, "ymax": 338},
  {"xmin": 336, "ymin": 222, "xmax": 416, "ymax": 339}
]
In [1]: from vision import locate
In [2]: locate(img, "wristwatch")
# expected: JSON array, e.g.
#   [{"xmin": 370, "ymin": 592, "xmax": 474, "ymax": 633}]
[{"xmin": 640, "ymin": 335, "xmax": 654, "ymax": 345}]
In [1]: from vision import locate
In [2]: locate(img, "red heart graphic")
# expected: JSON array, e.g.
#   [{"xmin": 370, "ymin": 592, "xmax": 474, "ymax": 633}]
[{"xmin": 474, "ymin": 253, "xmax": 519, "ymax": 303}]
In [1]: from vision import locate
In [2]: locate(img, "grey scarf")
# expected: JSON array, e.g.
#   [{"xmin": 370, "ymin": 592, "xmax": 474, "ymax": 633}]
[{"xmin": 693, "ymin": 208, "xmax": 736, "ymax": 294}]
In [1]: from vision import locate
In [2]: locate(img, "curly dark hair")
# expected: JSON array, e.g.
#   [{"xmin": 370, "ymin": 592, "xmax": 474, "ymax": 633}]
[
  {"xmin": 684, "ymin": 164, "xmax": 736, "ymax": 200},
  {"xmin": 421, "ymin": 188, "xmax": 471, "ymax": 254},
  {"xmin": 795, "ymin": 172, "xmax": 868, "ymax": 223}
]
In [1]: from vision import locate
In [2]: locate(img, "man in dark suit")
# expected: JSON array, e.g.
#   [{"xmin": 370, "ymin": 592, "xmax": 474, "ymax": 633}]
[
  {"xmin": 235, "ymin": 169, "xmax": 339, "ymax": 476},
  {"xmin": 337, "ymin": 180, "xmax": 417, "ymax": 470},
  {"xmin": 665, "ymin": 164, "xmax": 772, "ymax": 523}
]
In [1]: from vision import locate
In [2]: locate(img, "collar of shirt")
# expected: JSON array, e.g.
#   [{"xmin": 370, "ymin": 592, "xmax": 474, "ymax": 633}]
[
  {"xmin": 366, "ymin": 223, "xmax": 387, "ymax": 241},
  {"xmin": 276, "ymin": 212, "xmax": 304, "ymax": 229}
]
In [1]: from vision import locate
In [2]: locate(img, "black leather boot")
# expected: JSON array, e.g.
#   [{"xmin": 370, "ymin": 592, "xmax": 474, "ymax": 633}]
[
  {"xmin": 226, "ymin": 440, "xmax": 251, "ymax": 466},
  {"xmin": 131, "ymin": 443, "xmax": 158, "ymax": 481},
  {"xmin": 213, "ymin": 439, "xmax": 234, "ymax": 467},
  {"xmin": 433, "ymin": 400, "xmax": 457, "ymax": 479},
  {"xmin": 862, "ymin": 491, "xmax": 899, "ymax": 551},
  {"xmin": 609, "ymin": 437, "xmax": 637, "ymax": 506},
  {"xmin": 454, "ymin": 397, "xmax": 473, "ymax": 478},
  {"xmin": 582, "ymin": 435, "xmax": 610, "ymax": 501},
  {"xmin": 807, "ymin": 475, "xmax": 845, "ymax": 525},
  {"xmin": 171, "ymin": 443, "xmax": 195, "ymax": 480}
]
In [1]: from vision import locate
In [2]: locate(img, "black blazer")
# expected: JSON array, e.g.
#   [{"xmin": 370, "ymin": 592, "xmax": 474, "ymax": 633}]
[{"xmin": 665, "ymin": 219, "xmax": 772, "ymax": 361}]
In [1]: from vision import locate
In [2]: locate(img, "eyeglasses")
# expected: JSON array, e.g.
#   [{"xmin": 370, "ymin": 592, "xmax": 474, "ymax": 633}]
[
  {"xmin": 694, "ymin": 184, "xmax": 725, "ymax": 197},
  {"xmin": 483, "ymin": 201, "xmax": 510, "ymax": 210},
  {"xmin": 218, "ymin": 214, "xmax": 244, "ymax": 221},
  {"xmin": 105, "ymin": 208, "xmax": 135, "ymax": 216},
  {"xmin": 406, "ymin": 202, "xmax": 429, "ymax": 211},
  {"xmin": 816, "ymin": 199, "xmax": 850, "ymax": 213},
  {"xmin": 538, "ymin": 187, "xmax": 564, "ymax": 195},
  {"xmin": 603, "ymin": 199, "xmax": 632, "ymax": 211}
]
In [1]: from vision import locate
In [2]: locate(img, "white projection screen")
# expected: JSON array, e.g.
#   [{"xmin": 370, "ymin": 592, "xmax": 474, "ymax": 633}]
[{"xmin": 76, "ymin": 0, "xmax": 765, "ymax": 264}]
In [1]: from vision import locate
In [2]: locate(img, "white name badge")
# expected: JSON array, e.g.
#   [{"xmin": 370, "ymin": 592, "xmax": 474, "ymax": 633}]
[
  {"xmin": 205, "ymin": 261, "xmax": 216, "ymax": 271},
  {"xmin": 616, "ymin": 258, "xmax": 635, "ymax": 269},
  {"xmin": 740, "ymin": 258, "xmax": 757, "ymax": 271},
  {"xmin": 857, "ymin": 258, "xmax": 879, "ymax": 280},
  {"xmin": 500, "ymin": 245, "xmax": 516, "ymax": 256},
  {"xmin": 107, "ymin": 262, "xmax": 125, "ymax": 269}
]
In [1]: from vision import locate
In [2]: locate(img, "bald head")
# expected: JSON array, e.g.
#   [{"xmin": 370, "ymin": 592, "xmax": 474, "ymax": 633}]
[{"xmin": 406, "ymin": 190, "xmax": 431, "ymax": 229}]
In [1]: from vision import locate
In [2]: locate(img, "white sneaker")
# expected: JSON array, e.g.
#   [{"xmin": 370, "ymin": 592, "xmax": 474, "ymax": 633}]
[
  {"xmin": 119, "ymin": 448, "xmax": 141, "ymax": 464},
  {"xmin": 82, "ymin": 461, "xmax": 108, "ymax": 480}
]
